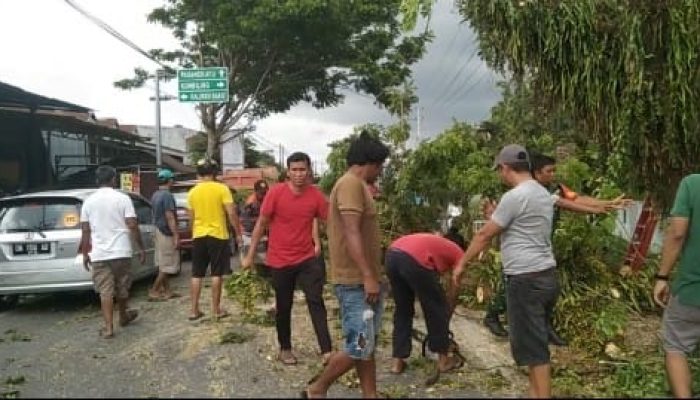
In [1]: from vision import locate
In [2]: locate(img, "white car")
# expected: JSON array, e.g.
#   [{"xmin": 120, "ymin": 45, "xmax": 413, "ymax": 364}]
[{"xmin": 0, "ymin": 188, "xmax": 156, "ymax": 309}]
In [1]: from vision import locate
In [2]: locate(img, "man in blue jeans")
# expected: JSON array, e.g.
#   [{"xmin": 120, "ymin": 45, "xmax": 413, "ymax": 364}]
[{"xmin": 304, "ymin": 131, "xmax": 390, "ymax": 399}]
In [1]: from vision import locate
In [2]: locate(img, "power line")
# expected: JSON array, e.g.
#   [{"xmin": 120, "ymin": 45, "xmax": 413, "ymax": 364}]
[
  {"xmin": 442, "ymin": 69, "xmax": 490, "ymax": 112},
  {"xmin": 143, "ymin": 82, "xmax": 177, "ymax": 99},
  {"xmin": 428, "ymin": 44, "xmax": 479, "ymax": 109},
  {"xmin": 430, "ymin": 47, "xmax": 480, "ymax": 112},
  {"xmin": 250, "ymin": 132, "xmax": 281, "ymax": 150},
  {"xmin": 248, "ymin": 135, "xmax": 276, "ymax": 152},
  {"xmin": 427, "ymin": 23, "xmax": 462, "ymax": 88},
  {"xmin": 63, "ymin": 0, "xmax": 171, "ymax": 71}
]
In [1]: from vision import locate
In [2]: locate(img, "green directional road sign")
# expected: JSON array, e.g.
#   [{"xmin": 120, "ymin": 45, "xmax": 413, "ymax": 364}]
[{"xmin": 177, "ymin": 67, "xmax": 229, "ymax": 103}]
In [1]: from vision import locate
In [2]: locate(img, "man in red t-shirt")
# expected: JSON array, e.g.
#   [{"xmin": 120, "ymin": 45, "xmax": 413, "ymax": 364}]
[
  {"xmin": 385, "ymin": 232, "xmax": 466, "ymax": 376},
  {"xmin": 242, "ymin": 152, "xmax": 331, "ymax": 366}
]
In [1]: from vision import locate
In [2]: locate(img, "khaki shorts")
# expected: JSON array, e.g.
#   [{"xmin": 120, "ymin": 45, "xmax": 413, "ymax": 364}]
[
  {"xmin": 155, "ymin": 230, "xmax": 180, "ymax": 274},
  {"xmin": 662, "ymin": 295, "xmax": 700, "ymax": 354},
  {"xmin": 92, "ymin": 258, "xmax": 131, "ymax": 300}
]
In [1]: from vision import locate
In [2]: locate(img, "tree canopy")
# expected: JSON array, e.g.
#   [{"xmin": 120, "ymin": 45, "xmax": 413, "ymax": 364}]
[
  {"xmin": 459, "ymin": 0, "xmax": 700, "ymax": 209},
  {"xmin": 187, "ymin": 132, "xmax": 276, "ymax": 169},
  {"xmin": 116, "ymin": 0, "xmax": 430, "ymax": 160}
]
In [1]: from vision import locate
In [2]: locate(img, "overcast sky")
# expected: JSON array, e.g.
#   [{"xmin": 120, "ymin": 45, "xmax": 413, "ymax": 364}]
[{"xmin": 0, "ymin": 0, "xmax": 502, "ymax": 172}]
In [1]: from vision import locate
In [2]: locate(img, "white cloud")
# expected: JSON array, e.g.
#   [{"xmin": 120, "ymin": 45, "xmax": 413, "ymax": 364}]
[
  {"xmin": 254, "ymin": 115, "xmax": 357, "ymax": 173},
  {"xmin": 0, "ymin": 0, "xmax": 502, "ymax": 173}
]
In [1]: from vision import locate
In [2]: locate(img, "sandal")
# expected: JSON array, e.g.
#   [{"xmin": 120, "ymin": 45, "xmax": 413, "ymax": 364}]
[
  {"xmin": 439, "ymin": 356, "xmax": 464, "ymax": 373},
  {"xmin": 119, "ymin": 309, "xmax": 139, "ymax": 327},
  {"xmin": 321, "ymin": 352, "xmax": 333, "ymax": 366},
  {"xmin": 390, "ymin": 358, "xmax": 407, "ymax": 374},
  {"xmin": 99, "ymin": 327, "xmax": 114, "ymax": 339},
  {"xmin": 147, "ymin": 293, "xmax": 165, "ymax": 302},
  {"xmin": 278, "ymin": 351, "xmax": 298, "ymax": 365},
  {"xmin": 213, "ymin": 310, "xmax": 230, "ymax": 320},
  {"xmin": 188, "ymin": 311, "xmax": 205, "ymax": 321}
]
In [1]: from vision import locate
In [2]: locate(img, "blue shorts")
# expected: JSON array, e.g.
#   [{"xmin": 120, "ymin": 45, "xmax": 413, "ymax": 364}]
[{"xmin": 334, "ymin": 284, "xmax": 384, "ymax": 360}]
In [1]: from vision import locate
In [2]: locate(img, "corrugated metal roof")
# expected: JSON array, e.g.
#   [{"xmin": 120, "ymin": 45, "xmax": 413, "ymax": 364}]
[
  {"xmin": 0, "ymin": 108, "xmax": 147, "ymax": 142},
  {"xmin": 0, "ymin": 81, "xmax": 91, "ymax": 113}
]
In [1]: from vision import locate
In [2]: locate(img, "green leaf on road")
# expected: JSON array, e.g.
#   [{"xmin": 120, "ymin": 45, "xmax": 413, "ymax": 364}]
[{"xmin": 4, "ymin": 376, "xmax": 25, "ymax": 385}]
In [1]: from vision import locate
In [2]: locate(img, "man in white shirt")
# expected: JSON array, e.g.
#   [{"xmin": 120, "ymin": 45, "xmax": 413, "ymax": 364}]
[{"xmin": 80, "ymin": 165, "xmax": 145, "ymax": 339}]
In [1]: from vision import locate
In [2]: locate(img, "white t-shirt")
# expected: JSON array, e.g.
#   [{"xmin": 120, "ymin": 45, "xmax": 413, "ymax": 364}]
[{"xmin": 80, "ymin": 187, "xmax": 136, "ymax": 262}]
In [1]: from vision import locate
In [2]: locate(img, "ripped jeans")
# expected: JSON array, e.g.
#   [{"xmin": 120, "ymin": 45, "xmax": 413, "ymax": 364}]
[{"xmin": 334, "ymin": 284, "xmax": 385, "ymax": 360}]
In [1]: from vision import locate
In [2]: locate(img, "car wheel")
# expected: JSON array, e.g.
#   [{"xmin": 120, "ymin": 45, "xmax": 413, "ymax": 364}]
[{"xmin": 0, "ymin": 295, "xmax": 19, "ymax": 311}]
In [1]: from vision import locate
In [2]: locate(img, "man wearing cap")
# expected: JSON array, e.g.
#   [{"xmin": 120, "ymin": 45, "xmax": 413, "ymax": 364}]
[
  {"xmin": 148, "ymin": 169, "xmax": 180, "ymax": 300},
  {"xmin": 481, "ymin": 152, "xmax": 630, "ymax": 342},
  {"xmin": 453, "ymin": 144, "xmax": 558, "ymax": 398}
]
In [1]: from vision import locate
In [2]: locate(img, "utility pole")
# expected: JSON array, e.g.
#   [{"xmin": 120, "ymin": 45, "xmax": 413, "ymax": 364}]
[{"xmin": 155, "ymin": 69, "xmax": 162, "ymax": 167}]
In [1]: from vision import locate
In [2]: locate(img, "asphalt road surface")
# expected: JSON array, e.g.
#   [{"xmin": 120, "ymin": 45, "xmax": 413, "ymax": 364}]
[{"xmin": 0, "ymin": 260, "xmax": 493, "ymax": 398}]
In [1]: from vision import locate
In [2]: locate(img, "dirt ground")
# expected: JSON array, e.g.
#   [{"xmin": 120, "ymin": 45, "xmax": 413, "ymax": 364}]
[{"xmin": 0, "ymin": 260, "xmax": 524, "ymax": 398}]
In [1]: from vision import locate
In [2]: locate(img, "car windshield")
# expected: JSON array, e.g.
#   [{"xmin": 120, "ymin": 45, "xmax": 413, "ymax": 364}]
[{"xmin": 0, "ymin": 198, "xmax": 82, "ymax": 232}]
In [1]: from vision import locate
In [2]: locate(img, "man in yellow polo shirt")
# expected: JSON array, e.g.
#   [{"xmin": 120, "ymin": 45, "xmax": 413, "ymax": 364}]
[{"xmin": 187, "ymin": 159, "xmax": 242, "ymax": 321}]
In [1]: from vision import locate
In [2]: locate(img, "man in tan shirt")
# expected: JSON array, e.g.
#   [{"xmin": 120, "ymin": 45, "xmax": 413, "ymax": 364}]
[{"xmin": 304, "ymin": 131, "xmax": 389, "ymax": 399}]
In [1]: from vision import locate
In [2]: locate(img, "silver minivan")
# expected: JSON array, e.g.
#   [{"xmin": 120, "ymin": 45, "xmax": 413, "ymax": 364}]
[{"xmin": 0, "ymin": 188, "xmax": 156, "ymax": 308}]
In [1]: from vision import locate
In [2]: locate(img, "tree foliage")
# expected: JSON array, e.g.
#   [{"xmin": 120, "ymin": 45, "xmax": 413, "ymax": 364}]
[
  {"xmin": 187, "ymin": 133, "xmax": 277, "ymax": 168},
  {"xmin": 392, "ymin": 122, "xmax": 500, "ymax": 232},
  {"xmin": 116, "ymin": 0, "xmax": 431, "ymax": 159},
  {"xmin": 242, "ymin": 137, "xmax": 277, "ymax": 169},
  {"xmin": 319, "ymin": 83, "xmax": 417, "ymax": 193},
  {"xmin": 399, "ymin": 0, "xmax": 435, "ymax": 30},
  {"xmin": 459, "ymin": 0, "xmax": 700, "ymax": 210},
  {"xmin": 481, "ymin": 81, "xmax": 578, "ymax": 149}
]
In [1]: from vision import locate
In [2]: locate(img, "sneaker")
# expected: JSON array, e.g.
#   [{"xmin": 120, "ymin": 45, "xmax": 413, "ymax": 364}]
[
  {"xmin": 548, "ymin": 325, "xmax": 568, "ymax": 346},
  {"xmin": 484, "ymin": 316, "xmax": 508, "ymax": 337}
]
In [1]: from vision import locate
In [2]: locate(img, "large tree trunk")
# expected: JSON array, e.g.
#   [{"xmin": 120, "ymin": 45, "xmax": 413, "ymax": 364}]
[
  {"xmin": 206, "ymin": 129, "xmax": 218, "ymax": 162},
  {"xmin": 200, "ymin": 103, "xmax": 220, "ymax": 162}
]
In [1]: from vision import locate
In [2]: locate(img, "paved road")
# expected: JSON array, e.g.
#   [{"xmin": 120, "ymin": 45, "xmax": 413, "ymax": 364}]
[{"xmin": 0, "ymin": 260, "xmax": 495, "ymax": 398}]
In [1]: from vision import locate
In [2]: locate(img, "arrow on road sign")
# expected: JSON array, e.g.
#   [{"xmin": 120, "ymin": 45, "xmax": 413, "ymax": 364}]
[
  {"xmin": 216, "ymin": 82, "xmax": 225, "ymax": 88},
  {"xmin": 180, "ymin": 94, "xmax": 189, "ymax": 100}
]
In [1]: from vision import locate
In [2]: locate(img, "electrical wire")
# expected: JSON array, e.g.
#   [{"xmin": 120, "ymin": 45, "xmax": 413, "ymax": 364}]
[
  {"xmin": 428, "ymin": 45, "xmax": 479, "ymax": 112},
  {"xmin": 425, "ymin": 22, "xmax": 462, "ymax": 90},
  {"xmin": 63, "ymin": 0, "xmax": 171, "ymax": 71},
  {"xmin": 442, "ymin": 70, "xmax": 491, "ymax": 118},
  {"xmin": 250, "ymin": 132, "xmax": 277, "ymax": 148},
  {"xmin": 248, "ymin": 135, "xmax": 276, "ymax": 153}
]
